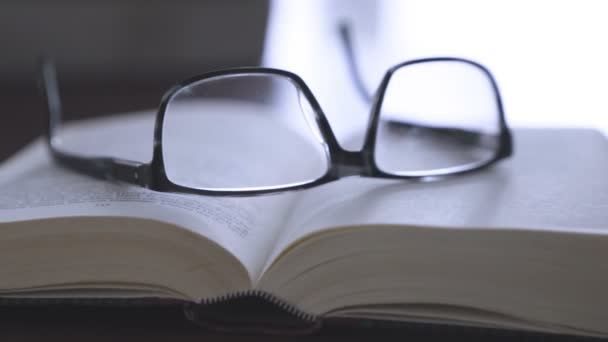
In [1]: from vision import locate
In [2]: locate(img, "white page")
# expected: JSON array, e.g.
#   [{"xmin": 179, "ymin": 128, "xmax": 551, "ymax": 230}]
[
  {"xmin": 0, "ymin": 109, "xmax": 300, "ymax": 281},
  {"xmin": 265, "ymin": 128, "xmax": 608, "ymax": 269}
]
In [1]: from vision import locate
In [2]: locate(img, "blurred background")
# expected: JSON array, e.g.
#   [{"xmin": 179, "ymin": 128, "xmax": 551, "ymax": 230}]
[
  {"xmin": 0, "ymin": 0, "xmax": 269, "ymax": 161},
  {"xmin": 1, "ymin": 0, "xmax": 607, "ymax": 161}
]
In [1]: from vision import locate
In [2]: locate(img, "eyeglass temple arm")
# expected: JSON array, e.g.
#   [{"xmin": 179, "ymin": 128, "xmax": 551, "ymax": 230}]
[
  {"xmin": 338, "ymin": 21, "xmax": 374, "ymax": 103},
  {"xmin": 386, "ymin": 120, "xmax": 499, "ymax": 149},
  {"xmin": 338, "ymin": 22, "xmax": 495, "ymax": 141},
  {"xmin": 39, "ymin": 58, "xmax": 148, "ymax": 187}
]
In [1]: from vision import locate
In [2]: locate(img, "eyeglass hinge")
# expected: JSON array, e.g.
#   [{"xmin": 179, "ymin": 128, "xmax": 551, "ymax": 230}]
[{"xmin": 110, "ymin": 159, "xmax": 151, "ymax": 188}]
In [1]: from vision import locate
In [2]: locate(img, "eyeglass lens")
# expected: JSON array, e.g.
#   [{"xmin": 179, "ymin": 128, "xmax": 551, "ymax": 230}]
[
  {"xmin": 374, "ymin": 60, "xmax": 501, "ymax": 176},
  {"xmin": 161, "ymin": 73, "xmax": 330, "ymax": 191}
]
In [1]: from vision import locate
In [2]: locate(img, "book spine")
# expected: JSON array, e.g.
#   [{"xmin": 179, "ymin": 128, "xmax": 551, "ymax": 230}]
[
  {"xmin": 199, "ymin": 289, "xmax": 317, "ymax": 322},
  {"xmin": 184, "ymin": 289, "xmax": 322, "ymax": 335}
]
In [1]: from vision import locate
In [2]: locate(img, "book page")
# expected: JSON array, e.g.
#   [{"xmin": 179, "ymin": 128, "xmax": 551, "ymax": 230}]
[
  {"xmin": 264, "ymin": 129, "xmax": 608, "ymax": 270},
  {"xmin": 0, "ymin": 111, "xmax": 298, "ymax": 281}
]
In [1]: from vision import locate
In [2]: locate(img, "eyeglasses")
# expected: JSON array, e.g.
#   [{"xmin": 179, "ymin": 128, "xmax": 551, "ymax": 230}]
[{"xmin": 40, "ymin": 41, "xmax": 512, "ymax": 196}]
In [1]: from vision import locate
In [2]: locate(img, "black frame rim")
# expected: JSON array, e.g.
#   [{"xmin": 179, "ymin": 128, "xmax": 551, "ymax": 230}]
[
  {"xmin": 41, "ymin": 58, "xmax": 513, "ymax": 196},
  {"xmin": 364, "ymin": 57, "xmax": 512, "ymax": 179}
]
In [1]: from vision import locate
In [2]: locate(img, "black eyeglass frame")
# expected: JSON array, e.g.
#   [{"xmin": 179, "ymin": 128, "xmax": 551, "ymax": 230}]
[{"xmin": 40, "ymin": 56, "xmax": 512, "ymax": 196}]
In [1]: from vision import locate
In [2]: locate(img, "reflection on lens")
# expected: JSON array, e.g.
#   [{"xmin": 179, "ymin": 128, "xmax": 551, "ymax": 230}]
[
  {"xmin": 162, "ymin": 73, "xmax": 329, "ymax": 190},
  {"xmin": 374, "ymin": 60, "xmax": 501, "ymax": 175}
]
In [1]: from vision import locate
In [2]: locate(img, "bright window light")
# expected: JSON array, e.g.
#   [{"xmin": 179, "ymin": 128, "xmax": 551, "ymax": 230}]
[{"xmin": 264, "ymin": 0, "xmax": 608, "ymax": 146}]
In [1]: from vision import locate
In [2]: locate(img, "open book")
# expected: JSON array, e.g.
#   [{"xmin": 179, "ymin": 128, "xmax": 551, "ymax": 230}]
[{"xmin": 1, "ymin": 112, "xmax": 607, "ymax": 338}]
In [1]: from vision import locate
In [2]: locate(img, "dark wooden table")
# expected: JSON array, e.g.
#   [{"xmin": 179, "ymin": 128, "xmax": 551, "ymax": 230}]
[{"xmin": 3, "ymin": 303, "xmax": 586, "ymax": 342}]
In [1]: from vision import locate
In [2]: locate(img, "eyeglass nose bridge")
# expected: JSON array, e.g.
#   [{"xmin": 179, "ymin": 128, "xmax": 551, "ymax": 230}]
[{"xmin": 332, "ymin": 150, "xmax": 372, "ymax": 178}]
